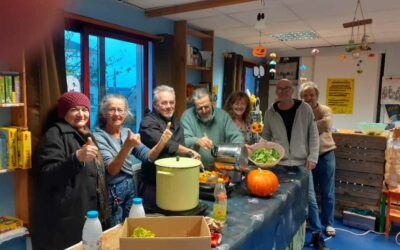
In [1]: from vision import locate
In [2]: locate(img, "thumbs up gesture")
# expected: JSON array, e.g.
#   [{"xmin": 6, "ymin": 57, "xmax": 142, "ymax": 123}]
[
  {"xmin": 124, "ymin": 129, "xmax": 141, "ymax": 149},
  {"xmin": 76, "ymin": 136, "xmax": 99, "ymax": 163},
  {"xmin": 160, "ymin": 122, "xmax": 173, "ymax": 144}
]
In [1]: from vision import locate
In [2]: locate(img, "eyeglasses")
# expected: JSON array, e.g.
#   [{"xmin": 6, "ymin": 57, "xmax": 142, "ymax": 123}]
[
  {"xmin": 107, "ymin": 108, "xmax": 125, "ymax": 115},
  {"xmin": 158, "ymin": 100, "xmax": 175, "ymax": 108},
  {"xmin": 276, "ymin": 86, "xmax": 292, "ymax": 92}
]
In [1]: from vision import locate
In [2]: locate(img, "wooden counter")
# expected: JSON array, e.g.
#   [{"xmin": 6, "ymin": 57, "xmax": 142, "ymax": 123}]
[{"xmin": 332, "ymin": 131, "xmax": 387, "ymax": 217}]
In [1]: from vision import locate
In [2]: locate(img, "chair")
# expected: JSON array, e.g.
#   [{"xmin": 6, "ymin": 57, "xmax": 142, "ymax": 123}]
[{"xmin": 385, "ymin": 190, "xmax": 400, "ymax": 239}]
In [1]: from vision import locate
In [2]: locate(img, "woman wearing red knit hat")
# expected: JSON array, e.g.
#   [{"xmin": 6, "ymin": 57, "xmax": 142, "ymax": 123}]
[{"xmin": 31, "ymin": 91, "xmax": 110, "ymax": 250}]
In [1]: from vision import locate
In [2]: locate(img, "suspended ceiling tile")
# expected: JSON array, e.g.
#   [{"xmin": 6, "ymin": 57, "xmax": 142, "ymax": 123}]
[
  {"xmin": 230, "ymin": 35, "xmax": 276, "ymax": 44},
  {"xmin": 283, "ymin": 39, "xmax": 332, "ymax": 48},
  {"xmin": 165, "ymin": 8, "xmax": 220, "ymax": 20},
  {"xmin": 188, "ymin": 15, "xmax": 244, "ymax": 30},
  {"xmin": 305, "ymin": 16, "xmax": 351, "ymax": 30},
  {"xmin": 213, "ymin": 1, "xmax": 261, "ymax": 14},
  {"xmin": 368, "ymin": 8, "xmax": 400, "ymax": 24},
  {"xmin": 125, "ymin": 0, "xmax": 198, "ymax": 9},
  {"xmin": 265, "ymin": 20, "xmax": 314, "ymax": 35},
  {"xmin": 215, "ymin": 27, "xmax": 260, "ymax": 38},
  {"xmin": 323, "ymin": 35, "xmax": 354, "ymax": 46},
  {"xmin": 282, "ymin": 0, "xmax": 356, "ymax": 19},
  {"xmin": 373, "ymin": 32, "xmax": 400, "ymax": 43},
  {"xmin": 229, "ymin": 5, "xmax": 299, "ymax": 25},
  {"xmin": 317, "ymin": 28, "xmax": 351, "ymax": 37}
]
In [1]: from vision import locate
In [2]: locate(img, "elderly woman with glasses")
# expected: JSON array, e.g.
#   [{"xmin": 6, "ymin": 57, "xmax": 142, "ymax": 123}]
[{"xmin": 93, "ymin": 94, "xmax": 172, "ymax": 226}]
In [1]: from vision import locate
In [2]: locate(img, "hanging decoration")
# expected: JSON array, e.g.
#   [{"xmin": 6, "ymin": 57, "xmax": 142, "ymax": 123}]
[
  {"xmin": 252, "ymin": 0, "xmax": 267, "ymax": 58},
  {"xmin": 356, "ymin": 59, "xmax": 363, "ymax": 74},
  {"xmin": 311, "ymin": 48, "xmax": 320, "ymax": 56},
  {"xmin": 253, "ymin": 65, "xmax": 265, "ymax": 79},
  {"xmin": 338, "ymin": 53, "xmax": 347, "ymax": 61},
  {"xmin": 299, "ymin": 64, "xmax": 307, "ymax": 71},
  {"xmin": 343, "ymin": 0, "xmax": 373, "ymax": 54}
]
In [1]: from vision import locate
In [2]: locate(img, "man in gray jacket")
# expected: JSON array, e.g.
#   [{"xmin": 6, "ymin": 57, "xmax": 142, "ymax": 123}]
[{"xmin": 262, "ymin": 79, "xmax": 327, "ymax": 250}]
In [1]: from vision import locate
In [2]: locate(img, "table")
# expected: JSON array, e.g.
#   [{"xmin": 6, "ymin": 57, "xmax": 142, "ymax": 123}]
[
  {"xmin": 66, "ymin": 165, "xmax": 309, "ymax": 250},
  {"xmin": 203, "ymin": 165, "xmax": 309, "ymax": 250}
]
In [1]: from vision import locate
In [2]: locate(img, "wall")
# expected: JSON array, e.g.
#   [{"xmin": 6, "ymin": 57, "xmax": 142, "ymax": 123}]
[
  {"xmin": 276, "ymin": 42, "xmax": 400, "ymax": 129},
  {"xmin": 66, "ymin": 0, "xmax": 255, "ymax": 108}
]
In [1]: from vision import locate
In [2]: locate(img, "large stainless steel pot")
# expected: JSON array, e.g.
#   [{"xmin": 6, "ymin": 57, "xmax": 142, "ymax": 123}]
[{"xmin": 155, "ymin": 157, "xmax": 201, "ymax": 211}]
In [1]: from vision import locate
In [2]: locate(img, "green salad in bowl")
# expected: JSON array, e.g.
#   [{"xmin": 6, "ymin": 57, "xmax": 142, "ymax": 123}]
[{"xmin": 248, "ymin": 141, "xmax": 285, "ymax": 168}]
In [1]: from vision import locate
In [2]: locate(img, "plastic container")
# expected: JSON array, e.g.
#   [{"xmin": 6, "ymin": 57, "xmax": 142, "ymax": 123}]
[
  {"xmin": 129, "ymin": 197, "xmax": 146, "ymax": 218},
  {"xmin": 213, "ymin": 180, "xmax": 227, "ymax": 223},
  {"xmin": 356, "ymin": 122, "xmax": 386, "ymax": 136},
  {"xmin": 82, "ymin": 210, "xmax": 102, "ymax": 250}
]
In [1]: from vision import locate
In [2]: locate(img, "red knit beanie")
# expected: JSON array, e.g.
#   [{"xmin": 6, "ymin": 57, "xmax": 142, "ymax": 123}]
[{"xmin": 57, "ymin": 91, "xmax": 91, "ymax": 118}]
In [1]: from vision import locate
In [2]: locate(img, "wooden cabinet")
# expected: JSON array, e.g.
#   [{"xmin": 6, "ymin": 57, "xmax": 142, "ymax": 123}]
[
  {"xmin": 332, "ymin": 132, "xmax": 386, "ymax": 218},
  {"xmin": 173, "ymin": 20, "xmax": 214, "ymax": 117},
  {"xmin": 0, "ymin": 53, "xmax": 29, "ymax": 225}
]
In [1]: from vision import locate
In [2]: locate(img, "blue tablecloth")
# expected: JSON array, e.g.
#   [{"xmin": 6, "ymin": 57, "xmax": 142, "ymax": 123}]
[{"xmin": 203, "ymin": 165, "xmax": 309, "ymax": 250}]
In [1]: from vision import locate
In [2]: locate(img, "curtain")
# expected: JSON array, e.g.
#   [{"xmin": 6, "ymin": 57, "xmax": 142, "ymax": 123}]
[
  {"xmin": 222, "ymin": 52, "xmax": 243, "ymax": 104},
  {"xmin": 26, "ymin": 24, "xmax": 67, "ymax": 151},
  {"xmin": 26, "ymin": 20, "xmax": 66, "ymax": 240}
]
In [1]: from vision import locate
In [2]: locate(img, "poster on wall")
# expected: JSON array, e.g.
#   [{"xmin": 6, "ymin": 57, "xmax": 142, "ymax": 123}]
[
  {"xmin": 326, "ymin": 78, "xmax": 354, "ymax": 114},
  {"xmin": 381, "ymin": 76, "xmax": 400, "ymax": 104}
]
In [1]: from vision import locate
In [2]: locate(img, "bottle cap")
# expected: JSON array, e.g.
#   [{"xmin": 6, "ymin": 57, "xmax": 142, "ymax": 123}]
[
  {"xmin": 87, "ymin": 210, "xmax": 98, "ymax": 218},
  {"xmin": 132, "ymin": 197, "xmax": 143, "ymax": 205}
]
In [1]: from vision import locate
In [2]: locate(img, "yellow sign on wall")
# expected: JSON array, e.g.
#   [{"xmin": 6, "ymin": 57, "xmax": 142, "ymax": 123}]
[{"xmin": 326, "ymin": 78, "xmax": 354, "ymax": 114}]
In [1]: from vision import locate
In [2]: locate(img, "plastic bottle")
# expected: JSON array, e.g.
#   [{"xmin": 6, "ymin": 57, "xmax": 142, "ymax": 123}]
[
  {"xmin": 82, "ymin": 210, "xmax": 102, "ymax": 250},
  {"xmin": 129, "ymin": 197, "xmax": 146, "ymax": 218},
  {"xmin": 213, "ymin": 179, "xmax": 227, "ymax": 223}
]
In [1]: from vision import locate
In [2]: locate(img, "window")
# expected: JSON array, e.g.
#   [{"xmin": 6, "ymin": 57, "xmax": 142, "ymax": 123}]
[{"xmin": 64, "ymin": 22, "xmax": 149, "ymax": 132}]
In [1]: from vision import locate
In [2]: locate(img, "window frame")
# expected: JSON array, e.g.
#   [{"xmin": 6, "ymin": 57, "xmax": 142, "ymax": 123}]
[{"xmin": 64, "ymin": 17, "xmax": 150, "ymax": 112}]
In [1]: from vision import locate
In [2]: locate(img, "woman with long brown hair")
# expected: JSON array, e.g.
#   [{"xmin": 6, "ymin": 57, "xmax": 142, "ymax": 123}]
[{"xmin": 223, "ymin": 91, "xmax": 256, "ymax": 144}]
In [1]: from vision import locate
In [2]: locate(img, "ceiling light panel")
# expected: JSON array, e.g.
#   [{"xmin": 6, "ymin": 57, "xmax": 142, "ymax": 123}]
[{"xmin": 270, "ymin": 31, "xmax": 319, "ymax": 41}]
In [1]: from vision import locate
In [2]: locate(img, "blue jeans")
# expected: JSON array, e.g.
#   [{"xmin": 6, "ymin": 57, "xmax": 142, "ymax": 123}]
[
  {"xmin": 108, "ymin": 173, "xmax": 138, "ymax": 227},
  {"xmin": 312, "ymin": 150, "xmax": 336, "ymax": 229},
  {"xmin": 307, "ymin": 169, "xmax": 324, "ymax": 232},
  {"xmin": 281, "ymin": 165, "xmax": 323, "ymax": 232}
]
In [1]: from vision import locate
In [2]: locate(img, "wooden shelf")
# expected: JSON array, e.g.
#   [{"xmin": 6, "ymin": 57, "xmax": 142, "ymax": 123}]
[
  {"xmin": 186, "ymin": 65, "xmax": 212, "ymax": 71},
  {"xmin": 173, "ymin": 20, "xmax": 214, "ymax": 118},
  {"xmin": 187, "ymin": 28, "xmax": 212, "ymax": 39},
  {"xmin": 0, "ymin": 103, "xmax": 24, "ymax": 108}
]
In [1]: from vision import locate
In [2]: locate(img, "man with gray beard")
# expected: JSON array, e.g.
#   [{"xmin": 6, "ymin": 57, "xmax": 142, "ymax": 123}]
[
  {"xmin": 181, "ymin": 88, "xmax": 244, "ymax": 169},
  {"xmin": 139, "ymin": 85, "xmax": 200, "ymax": 206}
]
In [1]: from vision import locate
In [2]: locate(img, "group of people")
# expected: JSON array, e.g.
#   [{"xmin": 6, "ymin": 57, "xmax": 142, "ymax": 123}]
[{"xmin": 30, "ymin": 80, "xmax": 336, "ymax": 250}]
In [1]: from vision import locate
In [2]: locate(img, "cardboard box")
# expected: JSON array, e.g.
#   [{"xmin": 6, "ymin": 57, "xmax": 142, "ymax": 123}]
[
  {"xmin": 17, "ymin": 130, "xmax": 31, "ymax": 169},
  {"xmin": 120, "ymin": 216, "xmax": 211, "ymax": 250},
  {"xmin": 0, "ymin": 127, "xmax": 17, "ymax": 169}
]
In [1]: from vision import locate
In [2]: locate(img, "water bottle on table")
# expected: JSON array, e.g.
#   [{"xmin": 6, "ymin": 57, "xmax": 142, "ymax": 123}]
[
  {"xmin": 82, "ymin": 210, "xmax": 102, "ymax": 250},
  {"xmin": 129, "ymin": 197, "xmax": 146, "ymax": 218},
  {"xmin": 213, "ymin": 179, "xmax": 227, "ymax": 223}
]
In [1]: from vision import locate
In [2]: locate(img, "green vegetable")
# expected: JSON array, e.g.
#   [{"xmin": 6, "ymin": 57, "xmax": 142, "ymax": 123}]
[
  {"xmin": 131, "ymin": 226, "xmax": 155, "ymax": 238},
  {"xmin": 250, "ymin": 148, "xmax": 280, "ymax": 164}
]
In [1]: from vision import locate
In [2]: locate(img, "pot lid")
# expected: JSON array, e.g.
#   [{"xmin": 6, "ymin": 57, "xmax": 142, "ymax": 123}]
[{"xmin": 155, "ymin": 157, "xmax": 201, "ymax": 168}]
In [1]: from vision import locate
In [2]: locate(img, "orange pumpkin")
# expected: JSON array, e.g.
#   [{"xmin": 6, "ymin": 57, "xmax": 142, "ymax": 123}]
[
  {"xmin": 251, "ymin": 122, "xmax": 264, "ymax": 133},
  {"xmin": 252, "ymin": 45, "xmax": 267, "ymax": 58},
  {"xmin": 246, "ymin": 168, "xmax": 279, "ymax": 197}
]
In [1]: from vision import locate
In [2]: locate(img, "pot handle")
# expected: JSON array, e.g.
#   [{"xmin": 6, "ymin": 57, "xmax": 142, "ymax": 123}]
[{"xmin": 157, "ymin": 171, "xmax": 174, "ymax": 176}]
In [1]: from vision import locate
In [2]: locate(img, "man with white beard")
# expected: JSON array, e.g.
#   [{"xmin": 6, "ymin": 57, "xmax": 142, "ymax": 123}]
[
  {"xmin": 181, "ymin": 88, "xmax": 244, "ymax": 169},
  {"xmin": 139, "ymin": 85, "xmax": 200, "ymax": 206}
]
